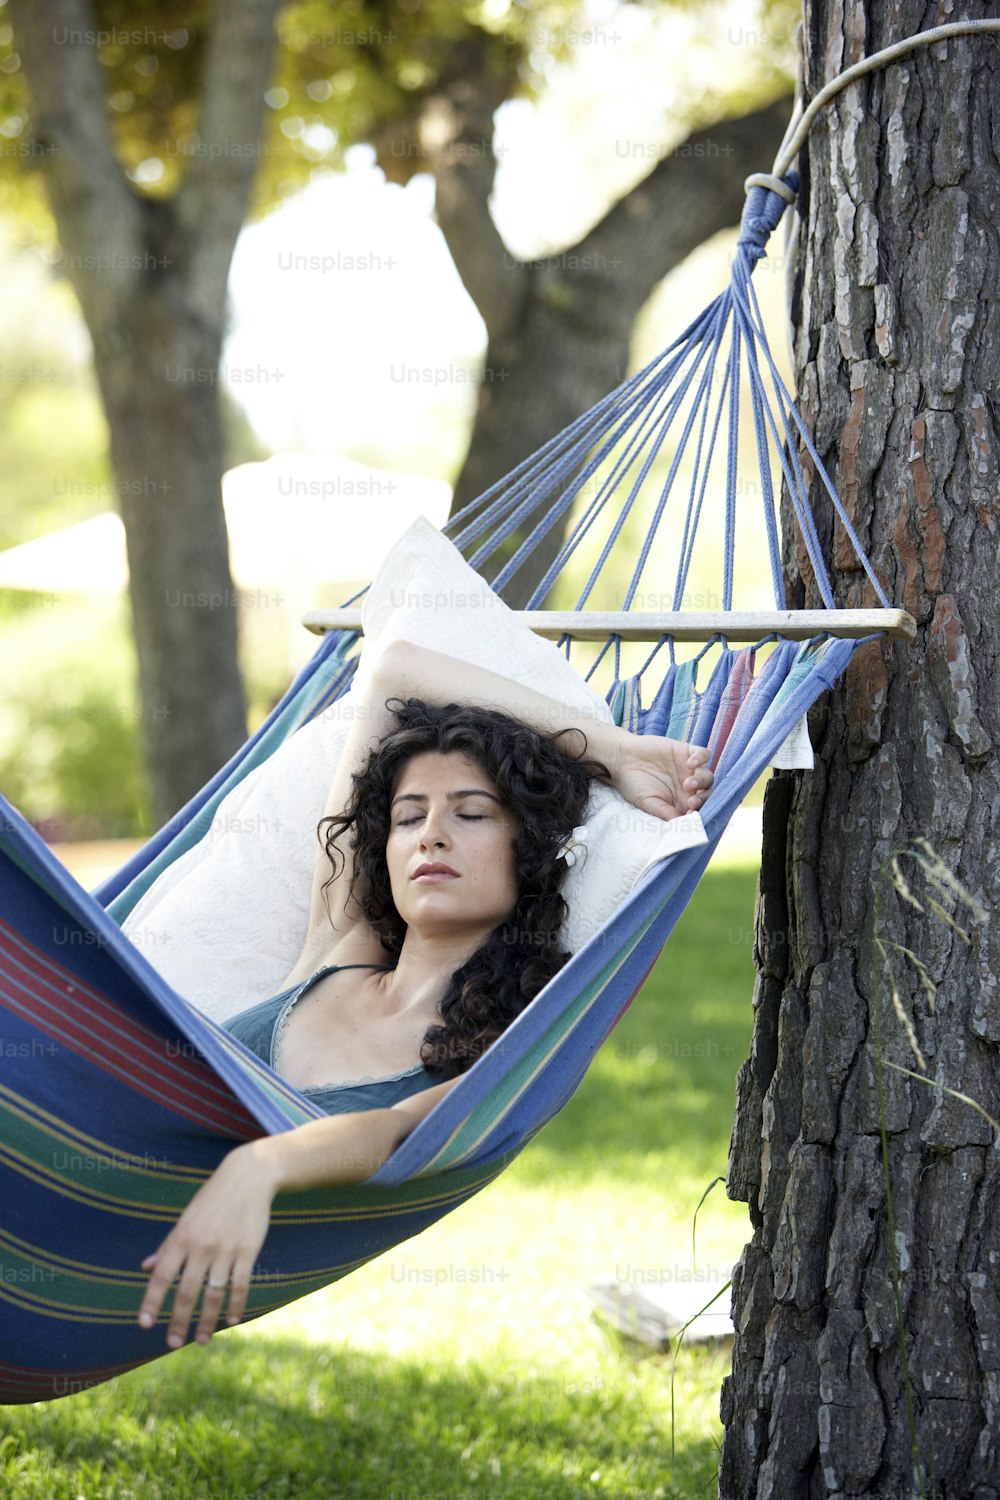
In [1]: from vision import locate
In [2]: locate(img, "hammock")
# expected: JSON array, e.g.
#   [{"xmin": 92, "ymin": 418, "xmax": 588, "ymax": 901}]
[{"xmin": 0, "ymin": 176, "xmax": 910, "ymax": 1404}]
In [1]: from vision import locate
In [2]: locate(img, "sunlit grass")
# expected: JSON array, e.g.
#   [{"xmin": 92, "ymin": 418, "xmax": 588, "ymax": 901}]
[{"xmin": 3, "ymin": 849, "xmax": 760, "ymax": 1499}]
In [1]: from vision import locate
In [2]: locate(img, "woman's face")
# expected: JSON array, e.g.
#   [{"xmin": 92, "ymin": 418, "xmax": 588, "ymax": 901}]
[{"xmin": 385, "ymin": 750, "xmax": 520, "ymax": 939}]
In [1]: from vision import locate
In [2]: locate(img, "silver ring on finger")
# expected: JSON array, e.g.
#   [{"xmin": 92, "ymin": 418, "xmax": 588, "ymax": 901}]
[{"xmin": 206, "ymin": 1277, "xmax": 229, "ymax": 1290}]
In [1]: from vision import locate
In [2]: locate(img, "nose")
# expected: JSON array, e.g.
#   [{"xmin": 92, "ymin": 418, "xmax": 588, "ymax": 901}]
[{"xmin": 418, "ymin": 809, "xmax": 451, "ymax": 850}]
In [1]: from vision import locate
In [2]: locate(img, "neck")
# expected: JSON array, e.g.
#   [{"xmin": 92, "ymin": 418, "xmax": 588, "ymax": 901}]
[{"xmin": 374, "ymin": 922, "xmax": 495, "ymax": 1018}]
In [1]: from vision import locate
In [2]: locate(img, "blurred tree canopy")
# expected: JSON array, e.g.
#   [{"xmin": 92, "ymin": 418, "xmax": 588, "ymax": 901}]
[
  {"xmin": 0, "ymin": 0, "xmax": 798, "ymax": 831},
  {"xmin": 0, "ymin": 0, "xmax": 798, "ymax": 221}
]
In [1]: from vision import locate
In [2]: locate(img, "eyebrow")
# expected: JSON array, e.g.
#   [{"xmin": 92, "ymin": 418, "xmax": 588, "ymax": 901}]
[{"xmin": 390, "ymin": 789, "xmax": 503, "ymax": 809}]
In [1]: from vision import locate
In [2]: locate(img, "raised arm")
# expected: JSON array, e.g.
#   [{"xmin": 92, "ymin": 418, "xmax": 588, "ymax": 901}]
[
  {"xmin": 377, "ymin": 637, "xmax": 628, "ymax": 775},
  {"xmin": 377, "ymin": 639, "xmax": 713, "ymax": 821}
]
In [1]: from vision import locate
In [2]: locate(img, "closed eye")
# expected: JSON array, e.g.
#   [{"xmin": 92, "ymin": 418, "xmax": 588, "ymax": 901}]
[{"xmin": 396, "ymin": 814, "xmax": 486, "ymax": 827}]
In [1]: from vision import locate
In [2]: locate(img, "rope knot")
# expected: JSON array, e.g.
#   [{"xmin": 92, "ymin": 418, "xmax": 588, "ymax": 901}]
[{"xmin": 735, "ymin": 172, "xmax": 799, "ymax": 261}]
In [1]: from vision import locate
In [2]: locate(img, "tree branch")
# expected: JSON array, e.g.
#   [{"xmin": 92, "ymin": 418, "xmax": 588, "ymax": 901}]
[
  {"xmin": 558, "ymin": 98, "xmax": 794, "ymax": 334},
  {"xmin": 421, "ymin": 42, "xmax": 527, "ymax": 342},
  {"xmin": 426, "ymin": 90, "xmax": 791, "ymax": 348},
  {"xmin": 575, "ymin": 99, "xmax": 791, "ymax": 331},
  {"xmin": 176, "ymin": 0, "xmax": 283, "ymax": 324}
]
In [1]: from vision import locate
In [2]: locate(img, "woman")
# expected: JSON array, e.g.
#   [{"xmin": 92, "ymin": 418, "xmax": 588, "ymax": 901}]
[{"xmin": 137, "ymin": 638, "xmax": 714, "ymax": 1350}]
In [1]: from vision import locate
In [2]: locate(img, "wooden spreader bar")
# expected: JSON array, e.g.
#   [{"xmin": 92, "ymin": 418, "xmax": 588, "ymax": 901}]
[{"xmin": 301, "ymin": 608, "xmax": 917, "ymax": 643}]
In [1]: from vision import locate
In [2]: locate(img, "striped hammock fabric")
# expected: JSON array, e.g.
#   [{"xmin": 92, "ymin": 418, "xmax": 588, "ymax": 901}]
[{"xmin": 0, "ymin": 177, "xmax": 888, "ymax": 1403}]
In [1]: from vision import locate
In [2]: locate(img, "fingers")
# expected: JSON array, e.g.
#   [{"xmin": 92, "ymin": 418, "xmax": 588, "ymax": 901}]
[
  {"xmin": 137, "ymin": 1247, "xmax": 168, "ymax": 1328},
  {"xmin": 137, "ymin": 1244, "xmax": 186, "ymax": 1339},
  {"xmin": 138, "ymin": 1247, "xmax": 249, "ymax": 1348},
  {"xmin": 194, "ymin": 1263, "xmax": 253, "ymax": 1342},
  {"xmin": 682, "ymin": 760, "xmax": 714, "ymax": 797},
  {"xmin": 193, "ymin": 1273, "xmax": 231, "ymax": 1346},
  {"xmin": 684, "ymin": 766, "xmax": 714, "ymax": 791},
  {"xmin": 223, "ymin": 1268, "xmax": 253, "ymax": 1328},
  {"xmin": 166, "ymin": 1259, "xmax": 213, "ymax": 1347}
]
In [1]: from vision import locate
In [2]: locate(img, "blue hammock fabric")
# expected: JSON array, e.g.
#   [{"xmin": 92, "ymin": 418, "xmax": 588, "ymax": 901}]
[{"xmin": 1, "ymin": 178, "xmax": 888, "ymax": 1403}]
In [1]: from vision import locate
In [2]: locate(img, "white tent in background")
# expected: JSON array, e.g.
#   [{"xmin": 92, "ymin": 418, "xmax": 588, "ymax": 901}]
[{"xmin": 0, "ymin": 454, "xmax": 452, "ymax": 668}]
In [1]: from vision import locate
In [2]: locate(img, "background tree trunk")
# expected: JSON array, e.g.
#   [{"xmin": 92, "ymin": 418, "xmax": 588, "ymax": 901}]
[
  {"xmin": 12, "ymin": 0, "xmax": 282, "ymax": 825},
  {"xmin": 93, "ymin": 271, "xmax": 248, "ymax": 828},
  {"xmin": 720, "ymin": 5, "xmax": 999, "ymax": 1497}
]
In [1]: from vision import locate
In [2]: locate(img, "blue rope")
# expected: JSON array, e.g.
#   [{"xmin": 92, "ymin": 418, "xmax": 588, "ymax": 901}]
[
  {"xmin": 627, "ymin": 293, "xmax": 732, "ymax": 614},
  {"xmin": 736, "ymin": 267, "xmax": 891, "ymax": 608},
  {"xmin": 578, "ymin": 308, "xmax": 731, "ymax": 612},
  {"xmin": 673, "ymin": 312, "xmax": 732, "ymax": 615},
  {"xmin": 336, "ymin": 168, "xmax": 896, "ymax": 658}
]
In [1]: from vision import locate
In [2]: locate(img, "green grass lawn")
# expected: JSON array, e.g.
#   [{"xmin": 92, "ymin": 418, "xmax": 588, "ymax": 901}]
[{"xmin": 2, "ymin": 854, "xmax": 760, "ymax": 1500}]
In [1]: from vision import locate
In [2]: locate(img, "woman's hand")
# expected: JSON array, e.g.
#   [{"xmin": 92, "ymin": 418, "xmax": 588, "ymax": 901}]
[
  {"xmin": 612, "ymin": 732, "xmax": 713, "ymax": 822},
  {"xmin": 135, "ymin": 1088, "xmax": 457, "ymax": 1350},
  {"xmin": 137, "ymin": 1143, "xmax": 278, "ymax": 1349}
]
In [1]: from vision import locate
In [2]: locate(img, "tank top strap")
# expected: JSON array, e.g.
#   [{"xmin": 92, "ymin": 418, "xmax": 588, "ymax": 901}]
[{"xmin": 328, "ymin": 963, "xmax": 395, "ymax": 971}]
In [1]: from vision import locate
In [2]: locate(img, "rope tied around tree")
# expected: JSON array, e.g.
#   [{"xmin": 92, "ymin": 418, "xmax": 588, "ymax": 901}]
[{"xmin": 760, "ymin": 16, "xmax": 1000, "ymax": 191}]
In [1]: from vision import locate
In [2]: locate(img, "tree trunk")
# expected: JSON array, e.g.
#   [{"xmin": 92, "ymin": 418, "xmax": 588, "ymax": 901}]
[
  {"xmin": 720, "ymin": 6, "xmax": 1000, "ymax": 1498},
  {"xmin": 91, "ymin": 259, "xmax": 248, "ymax": 826},
  {"xmin": 12, "ymin": 0, "xmax": 281, "ymax": 825},
  {"xmin": 424, "ymin": 75, "xmax": 792, "ymax": 605}
]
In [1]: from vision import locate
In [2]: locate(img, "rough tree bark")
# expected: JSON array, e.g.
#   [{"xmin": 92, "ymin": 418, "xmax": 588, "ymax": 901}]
[
  {"xmin": 12, "ymin": 0, "xmax": 282, "ymax": 824},
  {"xmin": 720, "ymin": 5, "xmax": 999, "ymax": 1498},
  {"xmin": 412, "ymin": 69, "xmax": 792, "ymax": 605}
]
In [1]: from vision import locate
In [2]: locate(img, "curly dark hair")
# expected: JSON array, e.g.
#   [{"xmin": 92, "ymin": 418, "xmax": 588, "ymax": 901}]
[{"xmin": 316, "ymin": 697, "xmax": 614, "ymax": 1080}]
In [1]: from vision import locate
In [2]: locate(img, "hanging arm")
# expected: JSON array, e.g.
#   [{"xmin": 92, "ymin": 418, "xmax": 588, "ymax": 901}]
[{"xmin": 137, "ymin": 1077, "xmax": 462, "ymax": 1349}]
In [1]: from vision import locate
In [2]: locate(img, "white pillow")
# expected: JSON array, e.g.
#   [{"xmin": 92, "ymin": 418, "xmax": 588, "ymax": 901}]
[
  {"xmin": 353, "ymin": 513, "xmax": 613, "ymax": 727},
  {"xmin": 123, "ymin": 516, "xmax": 706, "ymax": 1023},
  {"xmin": 121, "ymin": 702, "xmax": 354, "ymax": 1023}
]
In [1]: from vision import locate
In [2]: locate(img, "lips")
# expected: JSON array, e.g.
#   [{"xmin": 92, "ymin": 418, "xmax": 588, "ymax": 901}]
[{"xmin": 412, "ymin": 862, "xmax": 459, "ymax": 881}]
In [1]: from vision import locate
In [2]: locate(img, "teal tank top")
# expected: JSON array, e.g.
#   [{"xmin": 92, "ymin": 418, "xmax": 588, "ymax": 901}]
[{"xmin": 222, "ymin": 963, "xmax": 443, "ymax": 1116}]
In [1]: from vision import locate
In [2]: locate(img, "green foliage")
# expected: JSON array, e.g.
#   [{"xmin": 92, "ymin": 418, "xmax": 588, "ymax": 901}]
[
  {"xmin": 0, "ymin": 596, "xmax": 150, "ymax": 838},
  {"xmin": 0, "ymin": 587, "xmax": 297, "ymax": 839},
  {"xmin": 0, "ymin": 0, "xmax": 800, "ymax": 237},
  {"xmin": 0, "ymin": 0, "xmax": 528, "ymax": 226}
]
